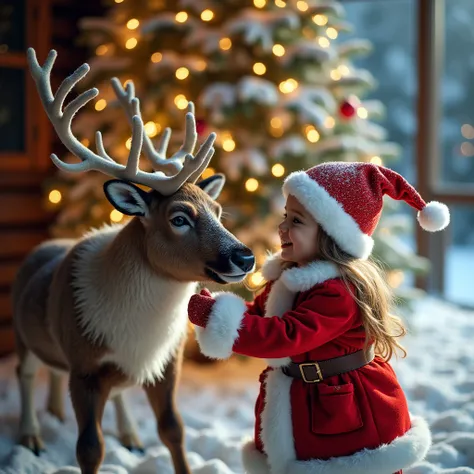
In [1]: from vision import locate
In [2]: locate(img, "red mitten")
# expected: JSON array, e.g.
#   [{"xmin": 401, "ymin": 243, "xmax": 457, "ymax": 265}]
[{"xmin": 188, "ymin": 289, "xmax": 216, "ymax": 327}]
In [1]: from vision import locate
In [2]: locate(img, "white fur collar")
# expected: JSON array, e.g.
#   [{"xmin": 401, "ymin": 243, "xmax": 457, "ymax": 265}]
[{"xmin": 261, "ymin": 252, "xmax": 341, "ymax": 292}]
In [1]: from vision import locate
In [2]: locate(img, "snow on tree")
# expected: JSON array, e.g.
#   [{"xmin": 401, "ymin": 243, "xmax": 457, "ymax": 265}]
[{"xmin": 44, "ymin": 0, "xmax": 428, "ymax": 299}]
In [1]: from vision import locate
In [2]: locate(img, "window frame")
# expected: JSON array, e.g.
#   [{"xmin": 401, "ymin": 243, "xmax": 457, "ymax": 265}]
[
  {"xmin": 0, "ymin": 0, "xmax": 51, "ymax": 172},
  {"xmin": 416, "ymin": 0, "xmax": 474, "ymax": 302}
]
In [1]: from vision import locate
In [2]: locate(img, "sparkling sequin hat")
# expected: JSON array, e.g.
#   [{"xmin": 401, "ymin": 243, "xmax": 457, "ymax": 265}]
[{"xmin": 283, "ymin": 161, "xmax": 450, "ymax": 259}]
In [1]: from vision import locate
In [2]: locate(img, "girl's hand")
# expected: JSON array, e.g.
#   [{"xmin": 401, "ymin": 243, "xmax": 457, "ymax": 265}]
[{"xmin": 188, "ymin": 288, "xmax": 215, "ymax": 327}]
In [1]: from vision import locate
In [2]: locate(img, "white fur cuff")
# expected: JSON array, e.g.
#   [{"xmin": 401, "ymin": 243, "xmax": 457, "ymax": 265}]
[
  {"xmin": 194, "ymin": 292, "xmax": 247, "ymax": 360},
  {"xmin": 242, "ymin": 441, "xmax": 271, "ymax": 474}
]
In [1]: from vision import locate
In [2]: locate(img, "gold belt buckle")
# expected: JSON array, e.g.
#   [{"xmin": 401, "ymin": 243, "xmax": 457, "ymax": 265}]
[{"xmin": 299, "ymin": 362, "xmax": 323, "ymax": 383}]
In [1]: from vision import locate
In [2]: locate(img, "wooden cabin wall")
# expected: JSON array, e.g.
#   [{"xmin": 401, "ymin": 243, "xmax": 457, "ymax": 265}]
[{"xmin": 0, "ymin": 0, "xmax": 105, "ymax": 357}]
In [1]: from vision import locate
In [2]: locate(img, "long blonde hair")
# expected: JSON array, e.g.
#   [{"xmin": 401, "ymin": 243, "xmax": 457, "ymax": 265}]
[
  {"xmin": 251, "ymin": 227, "xmax": 407, "ymax": 361},
  {"xmin": 316, "ymin": 228, "xmax": 407, "ymax": 361}
]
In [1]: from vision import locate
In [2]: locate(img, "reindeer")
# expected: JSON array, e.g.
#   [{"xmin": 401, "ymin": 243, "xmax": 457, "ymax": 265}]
[{"xmin": 11, "ymin": 48, "xmax": 255, "ymax": 474}]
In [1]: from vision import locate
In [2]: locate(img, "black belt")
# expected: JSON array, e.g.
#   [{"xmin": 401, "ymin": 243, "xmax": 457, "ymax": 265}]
[{"xmin": 281, "ymin": 347, "xmax": 375, "ymax": 383}]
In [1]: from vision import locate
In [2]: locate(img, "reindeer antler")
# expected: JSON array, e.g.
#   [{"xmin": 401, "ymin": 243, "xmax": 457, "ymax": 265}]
[
  {"xmin": 110, "ymin": 78, "xmax": 200, "ymax": 176},
  {"xmin": 27, "ymin": 48, "xmax": 216, "ymax": 195}
]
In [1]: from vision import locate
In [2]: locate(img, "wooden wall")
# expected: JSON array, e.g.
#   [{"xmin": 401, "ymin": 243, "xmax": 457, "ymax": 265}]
[{"xmin": 0, "ymin": 0, "xmax": 105, "ymax": 357}]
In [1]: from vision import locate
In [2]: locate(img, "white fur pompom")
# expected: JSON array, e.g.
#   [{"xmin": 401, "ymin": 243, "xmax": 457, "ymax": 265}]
[{"xmin": 417, "ymin": 201, "xmax": 450, "ymax": 232}]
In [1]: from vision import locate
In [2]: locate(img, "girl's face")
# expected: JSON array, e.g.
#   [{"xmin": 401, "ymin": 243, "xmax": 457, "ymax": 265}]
[{"xmin": 278, "ymin": 194, "xmax": 320, "ymax": 266}]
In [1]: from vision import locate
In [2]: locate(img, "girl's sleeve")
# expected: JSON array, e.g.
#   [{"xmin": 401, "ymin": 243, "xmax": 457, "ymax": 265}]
[
  {"xmin": 194, "ymin": 282, "xmax": 357, "ymax": 360},
  {"xmin": 244, "ymin": 284, "xmax": 271, "ymax": 316}
]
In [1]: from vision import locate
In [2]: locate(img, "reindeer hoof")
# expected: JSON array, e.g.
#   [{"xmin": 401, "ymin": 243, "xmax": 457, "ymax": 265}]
[
  {"xmin": 19, "ymin": 434, "xmax": 45, "ymax": 456},
  {"xmin": 120, "ymin": 433, "xmax": 144, "ymax": 453},
  {"xmin": 47, "ymin": 404, "xmax": 65, "ymax": 422}
]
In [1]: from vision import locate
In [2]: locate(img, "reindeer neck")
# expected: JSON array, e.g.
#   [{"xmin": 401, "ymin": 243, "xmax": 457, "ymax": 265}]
[{"xmin": 73, "ymin": 220, "xmax": 197, "ymax": 383}]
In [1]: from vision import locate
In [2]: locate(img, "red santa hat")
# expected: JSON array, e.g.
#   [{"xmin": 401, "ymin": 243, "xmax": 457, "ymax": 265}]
[{"xmin": 283, "ymin": 162, "xmax": 450, "ymax": 260}]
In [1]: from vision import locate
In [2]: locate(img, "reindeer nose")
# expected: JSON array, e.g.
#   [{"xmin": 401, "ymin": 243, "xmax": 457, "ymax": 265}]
[{"xmin": 231, "ymin": 247, "xmax": 255, "ymax": 273}]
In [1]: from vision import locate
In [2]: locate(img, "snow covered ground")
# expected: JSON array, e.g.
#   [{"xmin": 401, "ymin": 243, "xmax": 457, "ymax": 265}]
[{"xmin": 1, "ymin": 297, "xmax": 474, "ymax": 473}]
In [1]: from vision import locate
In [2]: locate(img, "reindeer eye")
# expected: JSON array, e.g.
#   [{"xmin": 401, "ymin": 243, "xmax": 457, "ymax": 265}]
[{"xmin": 170, "ymin": 215, "xmax": 189, "ymax": 227}]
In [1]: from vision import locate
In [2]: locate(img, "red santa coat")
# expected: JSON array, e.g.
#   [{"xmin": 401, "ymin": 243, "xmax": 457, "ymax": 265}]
[{"xmin": 194, "ymin": 253, "xmax": 431, "ymax": 474}]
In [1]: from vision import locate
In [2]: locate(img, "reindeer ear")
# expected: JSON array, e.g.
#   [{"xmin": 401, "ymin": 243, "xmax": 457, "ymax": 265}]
[
  {"xmin": 197, "ymin": 173, "xmax": 225, "ymax": 200},
  {"xmin": 103, "ymin": 180, "xmax": 152, "ymax": 217}
]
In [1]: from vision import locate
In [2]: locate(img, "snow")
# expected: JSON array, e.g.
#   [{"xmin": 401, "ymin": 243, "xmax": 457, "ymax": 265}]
[
  {"xmin": 2, "ymin": 297, "xmax": 474, "ymax": 473},
  {"xmin": 226, "ymin": 9, "xmax": 300, "ymax": 52},
  {"xmin": 238, "ymin": 78, "xmax": 279, "ymax": 106},
  {"xmin": 280, "ymin": 42, "xmax": 335, "ymax": 66},
  {"xmin": 200, "ymin": 84, "xmax": 237, "ymax": 110}
]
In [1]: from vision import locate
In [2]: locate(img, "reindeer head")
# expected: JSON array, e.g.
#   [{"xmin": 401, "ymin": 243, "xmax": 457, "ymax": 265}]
[{"xmin": 28, "ymin": 48, "xmax": 255, "ymax": 284}]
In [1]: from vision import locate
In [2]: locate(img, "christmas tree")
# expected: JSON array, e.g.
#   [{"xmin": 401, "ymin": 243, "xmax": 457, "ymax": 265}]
[{"xmin": 44, "ymin": 0, "xmax": 429, "ymax": 300}]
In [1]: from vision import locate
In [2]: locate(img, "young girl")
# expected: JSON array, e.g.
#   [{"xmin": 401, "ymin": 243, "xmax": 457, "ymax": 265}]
[{"xmin": 188, "ymin": 162, "xmax": 450, "ymax": 474}]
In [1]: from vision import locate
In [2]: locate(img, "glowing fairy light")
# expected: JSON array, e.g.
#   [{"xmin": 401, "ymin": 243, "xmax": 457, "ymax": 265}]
[
  {"xmin": 253, "ymin": 62, "xmax": 266, "ymax": 75},
  {"xmin": 330, "ymin": 69, "xmax": 341, "ymax": 81},
  {"xmin": 175, "ymin": 67, "xmax": 189, "ymax": 80},
  {"xmin": 151, "ymin": 52, "xmax": 162, "ymax": 63},
  {"xmin": 110, "ymin": 209, "xmax": 124, "ymax": 223},
  {"xmin": 271, "ymin": 117, "xmax": 282, "ymax": 128},
  {"xmin": 338, "ymin": 65, "xmax": 350, "ymax": 76},
  {"xmin": 318, "ymin": 37, "xmax": 330, "ymax": 48},
  {"xmin": 222, "ymin": 137, "xmax": 236, "ymax": 152},
  {"xmin": 324, "ymin": 116, "xmax": 335, "ymax": 128},
  {"xmin": 312, "ymin": 14, "xmax": 328, "ymax": 26},
  {"xmin": 96, "ymin": 45, "xmax": 108, "ymax": 56},
  {"xmin": 357, "ymin": 107, "xmax": 368, "ymax": 119},
  {"xmin": 48, "ymin": 190, "xmax": 62, "ymax": 204},
  {"xmin": 272, "ymin": 164, "xmax": 285, "ymax": 177},
  {"xmin": 278, "ymin": 78, "xmax": 298, "ymax": 94},
  {"xmin": 144, "ymin": 121, "xmax": 158, "ymax": 137},
  {"xmin": 125, "ymin": 37, "xmax": 138, "ymax": 49},
  {"xmin": 219, "ymin": 38, "xmax": 232, "ymax": 50},
  {"xmin": 245, "ymin": 178, "xmax": 259, "ymax": 192},
  {"xmin": 174, "ymin": 94, "xmax": 188, "ymax": 109},
  {"xmin": 326, "ymin": 27, "xmax": 338, "ymax": 39},
  {"xmin": 176, "ymin": 11, "xmax": 188, "ymax": 23},
  {"xmin": 201, "ymin": 9, "xmax": 214, "ymax": 21},
  {"xmin": 196, "ymin": 60, "xmax": 207, "ymax": 71},
  {"xmin": 127, "ymin": 19, "xmax": 139, "ymax": 30},
  {"xmin": 461, "ymin": 124, "xmax": 474, "ymax": 139},
  {"xmin": 95, "ymin": 99, "xmax": 107, "ymax": 111},
  {"xmin": 370, "ymin": 156, "xmax": 383, "ymax": 165},
  {"xmin": 306, "ymin": 129, "xmax": 320, "ymax": 143},
  {"xmin": 272, "ymin": 44, "xmax": 285, "ymax": 57},
  {"xmin": 201, "ymin": 167, "xmax": 215, "ymax": 179},
  {"xmin": 297, "ymin": 1, "xmax": 308, "ymax": 11}
]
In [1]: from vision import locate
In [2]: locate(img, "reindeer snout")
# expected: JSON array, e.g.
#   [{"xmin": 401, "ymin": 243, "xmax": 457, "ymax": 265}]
[{"xmin": 231, "ymin": 247, "xmax": 255, "ymax": 273}]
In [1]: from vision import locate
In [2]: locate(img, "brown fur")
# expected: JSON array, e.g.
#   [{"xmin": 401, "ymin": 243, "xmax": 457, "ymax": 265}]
[{"xmin": 12, "ymin": 182, "xmax": 254, "ymax": 474}]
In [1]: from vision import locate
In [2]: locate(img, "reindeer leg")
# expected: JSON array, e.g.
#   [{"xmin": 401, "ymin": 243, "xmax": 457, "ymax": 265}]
[
  {"xmin": 16, "ymin": 349, "xmax": 44, "ymax": 455},
  {"xmin": 69, "ymin": 370, "xmax": 112, "ymax": 474},
  {"xmin": 46, "ymin": 369, "xmax": 65, "ymax": 422},
  {"xmin": 143, "ymin": 343, "xmax": 190, "ymax": 474},
  {"xmin": 113, "ymin": 391, "xmax": 143, "ymax": 452}
]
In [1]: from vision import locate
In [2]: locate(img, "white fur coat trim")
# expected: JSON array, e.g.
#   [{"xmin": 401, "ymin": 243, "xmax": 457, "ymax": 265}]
[
  {"xmin": 261, "ymin": 253, "xmax": 340, "ymax": 368},
  {"xmin": 261, "ymin": 252, "xmax": 340, "ymax": 292},
  {"xmin": 194, "ymin": 292, "xmax": 246, "ymax": 360},
  {"xmin": 283, "ymin": 171, "xmax": 374, "ymax": 259},
  {"xmin": 242, "ymin": 441, "xmax": 271, "ymax": 474},
  {"xmin": 195, "ymin": 255, "xmax": 341, "ymax": 365},
  {"xmin": 252, "ymin": 369, "xmax": 432, "ymax": 474}
]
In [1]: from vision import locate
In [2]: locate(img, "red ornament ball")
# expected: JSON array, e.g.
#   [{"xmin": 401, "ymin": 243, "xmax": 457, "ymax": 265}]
[
  {"xmin": 196, "ymin": 118, "xmax": 207, "ymax": 136},
  {"xmin": 339, "ymin": 99, "xmax": 358, "ymax": 119}
]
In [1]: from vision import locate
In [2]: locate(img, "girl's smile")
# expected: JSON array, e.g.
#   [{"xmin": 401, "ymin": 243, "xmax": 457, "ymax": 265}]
[{"xmin": 279, "ymin": 194, "xmax": 320, "ymax": 266}]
